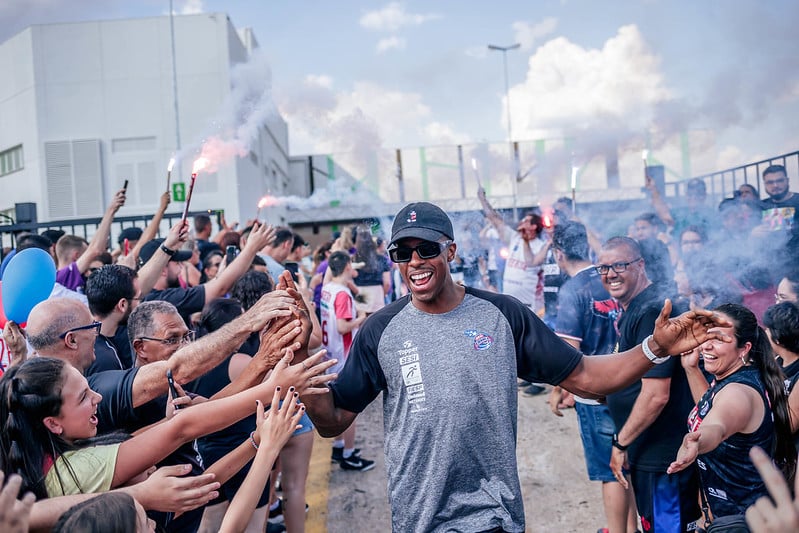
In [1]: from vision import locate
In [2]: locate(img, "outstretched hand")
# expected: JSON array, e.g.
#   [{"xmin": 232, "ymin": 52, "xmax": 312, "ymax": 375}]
[
  {"xmin": 666, "ymin": 431, "xmax": 700, "ymax": 474},
  {"xmin": 255, "ymin": 385, "xmax": 304, "ymax": 452},
  {"xmin": 266, "ymin": 348, "xmax": 337, "ymax": 396},
  {"xmin": 276, "ymin": 271, "xmax": 312, "ymax": 357},
  {"xmin": 651, "ymin": 300, "xmax": 732, "ymax": 357}
]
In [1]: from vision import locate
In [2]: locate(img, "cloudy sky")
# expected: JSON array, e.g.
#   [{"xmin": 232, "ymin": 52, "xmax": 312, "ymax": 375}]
[{"xmin": 3, "ymin": 0, "xmax": 799, "ymax": 180}]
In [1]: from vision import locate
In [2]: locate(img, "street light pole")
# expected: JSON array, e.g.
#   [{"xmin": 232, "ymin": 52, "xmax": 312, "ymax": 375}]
[{"xmin": 488, "ymin": 43, "xmax": 520, "ymax": 220}]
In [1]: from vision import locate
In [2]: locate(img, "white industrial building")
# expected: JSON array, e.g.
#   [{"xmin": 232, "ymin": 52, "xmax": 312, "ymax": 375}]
[{"xmin": 0, "ymin": 13, "xmax": 305, "ymax": 227}]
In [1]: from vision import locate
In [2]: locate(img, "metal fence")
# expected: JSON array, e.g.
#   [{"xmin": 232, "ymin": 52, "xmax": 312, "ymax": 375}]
[{"xmin": 0, "ymin": 209, "xmax": 222, "ymax": 259}]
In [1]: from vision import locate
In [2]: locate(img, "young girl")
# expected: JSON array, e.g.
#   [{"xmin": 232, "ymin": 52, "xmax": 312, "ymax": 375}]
[{"xmin": 0, "ymin": 349, "xmax": 333, "ymax": 500}]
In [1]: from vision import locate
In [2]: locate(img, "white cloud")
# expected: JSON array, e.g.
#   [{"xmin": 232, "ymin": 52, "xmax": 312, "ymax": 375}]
[
  {"xmin": 179, "ymin": 0, "xmax": 204, "ymax": 15},
  {"xmin": 512, "ymin": 17, "xmax": 558, "ymax": 51},
  {"xmin": 305, "ymin": 74, "xmax": 333, "ymax": 89},
  {"xmin": 510, "ymin": 25, "xmax": 671, "ymax": 146},
  {"xmin": 277, "ymin": 78, "xmax": 468, "ymax": 158},
  {"xmin": 376, "ymin": 36, "xmax": 406, "ymax": 53},
  {"xmin": 359, "ymin": 2, "xmax": 440, "ymax": 32}
]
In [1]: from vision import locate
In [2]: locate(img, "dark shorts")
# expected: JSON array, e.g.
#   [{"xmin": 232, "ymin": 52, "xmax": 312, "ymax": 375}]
[
  {"xmin": 631, "ymin": 467, "xmax": 701, "ymax": 533},
  {"xmin": 574, "ymin": 402, "xmax": 616, "ymax": 482}
]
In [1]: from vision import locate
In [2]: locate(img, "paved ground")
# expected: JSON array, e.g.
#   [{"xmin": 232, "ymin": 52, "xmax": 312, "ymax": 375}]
[{"xmin": 304, "ymin": 386, "xmax": 606, "ymax": 533}]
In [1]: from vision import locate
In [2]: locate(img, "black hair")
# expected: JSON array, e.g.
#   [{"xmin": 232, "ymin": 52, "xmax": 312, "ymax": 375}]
[
  {"xmin": 0, "ymin": 358, "xmax": 74, "ymax": 499},
  {"xmin": 714, "ymin": 303, "xmax": 796, "ymax": 482},
  {"xmin": 200, "ymin": 250, "xmax": 224, "ymax": 284},
  {"xmin": 193, "ymin": 214, "xmax": 212, "ymax": 233},
  {"xmin": 52, "ymin": 491, "xmax": 139, "ymax": 533},
  {"xmin": 41, "ymin": 229, "xmax": 66, "ymax": 245},
  {"xmin": 763, "ymin": 164, "xmax": 787, "ymax": 178},
  {"xmin": 272, "ymin": 228, "xmax": 295, "ymax": 248},
  {"xmin": 230, "ymin": 271, "xmax": 273, "ymax": 311},
  {"xmin": 763, "ymin": 303, "xmax": 799, "ymax": 354},
  {"xmin": 328, "ymin": 251, "xmax": 352, "ymax": 277},
  {"xmin": 354, "ymin": 228, "xmax": 380, "ymax": 273},
  {"xmin": 551, "ymin": 222, "xmax": 589, "ymax": 261},
  {"xmin": 199, "ymin": 298, "xmax": 243, "ymax": 334},
  {"xmin": 85, "ymin": 265, "xmax": 137, "ymax": 318},
  {"xmin": 16, "ymin": 233, "xmax": 54, "ymax": 253},
  {"xmin": 634, "ymin": 212, "xmax": 666, "ymax": 232},
  {"xmin": 679, "ymin": 225, "xmax": 707, "ymax": 245},
  {"xmin": 292, "ymin": 233, "xmax": 307, "ymax": 253}
]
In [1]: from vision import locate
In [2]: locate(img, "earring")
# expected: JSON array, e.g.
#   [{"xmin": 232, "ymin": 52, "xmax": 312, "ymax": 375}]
[{"xmin": 740, "ymin": 354, "xmax": 748, "ymax": 365}]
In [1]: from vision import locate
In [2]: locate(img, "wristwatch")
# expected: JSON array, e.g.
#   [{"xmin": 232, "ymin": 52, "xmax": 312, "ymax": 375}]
[{"xmin": 612, "ymin": 433, "xmax": 628, "ymax": 451}]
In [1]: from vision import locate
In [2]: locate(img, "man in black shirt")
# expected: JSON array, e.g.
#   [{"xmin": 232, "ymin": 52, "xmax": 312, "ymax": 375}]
[
  {"xmin": 599, "ymin": 236, "xmax": 700, "ymax": 532},
  {"xmin": 26, "ymin": 289, "xmax": 299, "ymax": 432},
  {"xmin": 84, "ymin": 264, "xmax": 140, "ymax": 372},
  {"xmin": 140, "ymin": 222, "xmax": 276, "ymax": 325}
]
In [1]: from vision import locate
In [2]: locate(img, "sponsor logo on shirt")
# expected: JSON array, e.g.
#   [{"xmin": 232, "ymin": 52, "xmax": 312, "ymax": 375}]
[
  {"xmin": 464, "ymin": 330, "xmax": 494, "ymax": 351},
  {"xmin": 398, "ymin": 340, "xmax": 426, "ymax": 412}
]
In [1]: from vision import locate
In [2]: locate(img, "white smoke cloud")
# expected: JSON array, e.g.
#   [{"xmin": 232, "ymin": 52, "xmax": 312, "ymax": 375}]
[
  {"xmin": 512, "ymin": 17, "xmax": 558, "ymax": 51},
  {"xmin": 376, "ymin": 36, "xmax": 406, "ymax": 53},
  {"xmin": 182, "ymin": 49, "xmax": 278, "ymax": 173},
  {"xmin": 359, "ymin": 2, "xmax": 440, "ymax": 32},
  {"xmin": 277, "ymin": 78, "xmax": 469, "ymax": 155}
]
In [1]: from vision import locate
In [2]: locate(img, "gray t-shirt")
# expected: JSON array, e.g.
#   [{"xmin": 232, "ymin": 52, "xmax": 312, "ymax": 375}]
[{"xmin": 331, "ymin": 287, "xmax": 582, "ymax": 532}]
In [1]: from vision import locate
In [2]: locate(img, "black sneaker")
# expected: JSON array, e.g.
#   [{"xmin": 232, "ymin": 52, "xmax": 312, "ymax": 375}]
[
  {"xmin": 340, "ymin": 453, "xmax": 375, "ymax": 472},
  {"xmin": 331, "ymin": 446, "xmax": 361, "ymax": 463},
  {"xmin": 267, "ymin": 499, "xmax": 284, "ymax": 524},
  {"xmin": 522, "ymin": 384, "xmax": 546, "ymax": 396}
]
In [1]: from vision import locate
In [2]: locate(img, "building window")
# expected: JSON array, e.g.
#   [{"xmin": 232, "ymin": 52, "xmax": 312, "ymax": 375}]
[{"xmin": 0, "ymin": 145, "xmax": 24, "ymax": 176}]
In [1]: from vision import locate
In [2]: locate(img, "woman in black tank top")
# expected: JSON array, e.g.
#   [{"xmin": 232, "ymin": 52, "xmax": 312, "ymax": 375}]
[{"xmin": 667, "ymin": 303, "xmax": 796, "ymax": 519}]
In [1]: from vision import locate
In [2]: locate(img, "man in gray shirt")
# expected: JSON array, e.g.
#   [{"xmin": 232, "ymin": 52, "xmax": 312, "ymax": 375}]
[{"xmin": 295, "ymin": 202, "xmax": 730, "ymax": 532}]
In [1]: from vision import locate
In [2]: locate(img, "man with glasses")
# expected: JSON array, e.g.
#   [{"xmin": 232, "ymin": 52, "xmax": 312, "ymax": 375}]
[
  {"xmin": 751, "ymin": 165, "xmax": 799, "ymax": 276},
  {"xmin": 25, "ymin": 290, "xmax": 300, "ymax": 433},
  {"xmin": 294, "ymin": 202, "xmax": 729, "ymax": 533},
  {"xmin": 84, "ymin": 264, "xmax": 141, "ymax": 373},
  {"xmin": 599, "ymin": 237, "xmax": 700, "ymax": 533}
]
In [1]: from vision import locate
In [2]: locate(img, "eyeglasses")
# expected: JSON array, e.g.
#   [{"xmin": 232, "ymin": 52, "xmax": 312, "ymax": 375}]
[
  {"xmin": 388, "ymin": 241, "xmax": 452, "ymax": 263},
  {"xmin": 138, "ymin": 331, "xmax": 195, "ymax": 346},
  {"xmin": 59, "ymin": 321, "xmax": 102, "ymax": 339},
  {"xmin": 595, "ymin": 258, "xmax": 643, "ymax": 276}
]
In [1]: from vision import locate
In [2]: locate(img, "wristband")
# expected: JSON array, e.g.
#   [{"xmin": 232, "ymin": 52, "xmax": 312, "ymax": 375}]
[
  {"xmin": 612, "ymin": 433, "xmax": 628, "ymax": 451},
  {"xmin": 160, "ymin": 244, "xmax": 176, "ymax": 256},
  {"xmin": 249, "ymin": 430, "xmax": 259, "ymax": 450},
  {"xmin": 642, "ymin": 335, "xmax": 670, "ymax": 365}
]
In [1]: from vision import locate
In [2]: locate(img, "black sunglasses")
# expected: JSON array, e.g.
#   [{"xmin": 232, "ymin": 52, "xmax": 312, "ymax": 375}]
[
  {"xmin": 389, "ymin": 241, "xmax": 452, "ymax": 263},
  {"xmin": 59, "ymin": 321, "xmax": 102, "ymax": 339}
]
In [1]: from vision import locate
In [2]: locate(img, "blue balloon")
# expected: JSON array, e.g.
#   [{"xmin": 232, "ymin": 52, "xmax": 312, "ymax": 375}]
[{"xmin": 1, "ymin": 248, "xmax": 56, "ymax": 323}]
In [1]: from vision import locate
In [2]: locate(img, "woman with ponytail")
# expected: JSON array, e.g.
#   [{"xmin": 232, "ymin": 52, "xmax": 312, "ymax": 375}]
[
  {"xmin": 667, "ymin": 303, "xmax": 796, "ymax": 521},
  {"xmin": 0, "ymin": 352, "xmax": 333, "ymax": 501}
]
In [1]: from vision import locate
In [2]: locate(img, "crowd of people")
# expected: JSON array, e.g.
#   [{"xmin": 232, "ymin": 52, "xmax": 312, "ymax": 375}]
[{"xmin": 0, "ymin": 164, "xmax": 797, "ymax": 532}]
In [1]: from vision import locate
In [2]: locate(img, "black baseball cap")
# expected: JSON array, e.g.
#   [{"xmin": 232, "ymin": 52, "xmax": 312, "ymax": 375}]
[
  {"xmin": 139, "ymin": 238, "xmax": 192, "ymax": 265},
  {"xmin": 389, "ymin": 202, "xmax": 454, "ymax": 247},
  {"xmin": 118, "ymin": 227, "xmax": 143, "ymax": 246}
]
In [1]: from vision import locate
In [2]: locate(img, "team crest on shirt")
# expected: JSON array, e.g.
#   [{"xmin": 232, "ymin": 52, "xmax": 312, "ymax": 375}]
[{"xmin": 464, "ymin": 330, "xmax": 493, "ymax": 350}]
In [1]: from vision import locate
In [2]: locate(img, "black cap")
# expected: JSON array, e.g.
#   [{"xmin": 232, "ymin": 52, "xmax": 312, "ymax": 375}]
[
  {"xmin": 118, "ymin": 227, "xmax": 143, "ymax": 246},
  {"xmin": 390, "ymin": 202, "xmax": 454, "ymax": 247},
  {"xmin": 139, "ymin": 238, "xmax": 192, "ymax": 265}
]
